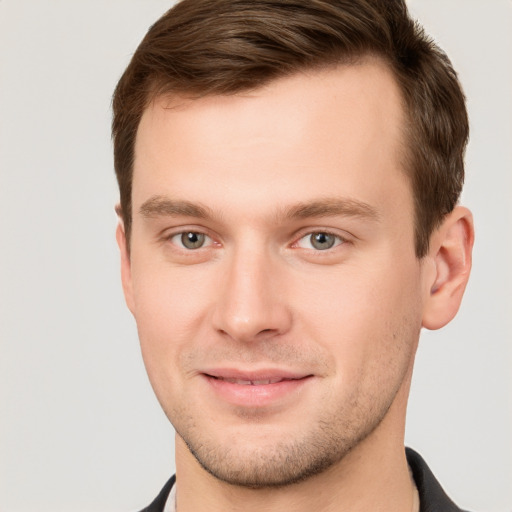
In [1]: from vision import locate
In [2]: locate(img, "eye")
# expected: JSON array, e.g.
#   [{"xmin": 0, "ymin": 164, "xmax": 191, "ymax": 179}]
[
  {"xmin": 296, "ymin": 232, "xmax": 344, "ymax": 251},
  {"xmin": 170, "ymin": 231, "xmax": 212, "ymax": 250}
]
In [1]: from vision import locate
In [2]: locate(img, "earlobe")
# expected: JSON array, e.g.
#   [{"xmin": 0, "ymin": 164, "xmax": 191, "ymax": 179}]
[
  {"xmin": 422, "ymin": 206, "xmax": 474, "ymax": 330},
  {"xmin": 115, "ymin": 215, "xmax": 135, "ymax": 314}
]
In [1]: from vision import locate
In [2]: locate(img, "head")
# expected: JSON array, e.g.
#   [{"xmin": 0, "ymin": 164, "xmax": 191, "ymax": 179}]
[{"xmin": 112, "ymin": 0, "xmax": 473, "ymax": 490}]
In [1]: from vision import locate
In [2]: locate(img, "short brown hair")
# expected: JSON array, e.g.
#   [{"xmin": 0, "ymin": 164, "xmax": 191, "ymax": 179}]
[{"xmin": 112, "ymin": 0, "xmax": 468, "ymax": 257}]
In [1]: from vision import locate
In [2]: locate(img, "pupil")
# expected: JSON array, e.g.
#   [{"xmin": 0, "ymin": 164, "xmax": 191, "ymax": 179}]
[{"xmin": 311, "ymin": 232, "xmax": 334, "ymax": 250}]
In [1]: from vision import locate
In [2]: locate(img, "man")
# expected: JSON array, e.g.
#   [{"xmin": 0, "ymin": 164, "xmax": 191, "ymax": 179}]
[{"xmin": 112, "ymin": 1, "xmax": 474, "ymax": 511}]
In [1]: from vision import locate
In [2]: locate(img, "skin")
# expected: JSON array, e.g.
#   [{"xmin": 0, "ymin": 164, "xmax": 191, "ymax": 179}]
[{"xmin": 117, "ymin": 60, "xmax": 473, "ymax": 512}]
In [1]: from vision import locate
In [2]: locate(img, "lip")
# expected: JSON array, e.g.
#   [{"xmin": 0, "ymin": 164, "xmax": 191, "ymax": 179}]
[{"xmin": 201, "ymin": 368, "xmax": 314, "ymax": 408}]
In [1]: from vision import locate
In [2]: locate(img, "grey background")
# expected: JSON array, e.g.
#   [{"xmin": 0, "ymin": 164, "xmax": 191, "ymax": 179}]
[{"xmin": 0, "ymin": 1, "xmax": 510, "ymax": 510}]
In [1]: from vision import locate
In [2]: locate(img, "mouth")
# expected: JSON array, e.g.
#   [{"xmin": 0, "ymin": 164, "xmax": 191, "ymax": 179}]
[
  {"xmin": 201, "ymin": 370, "xmax": 314, "ymax": 407},
  {"xmin": 208, "ymin": 376, "xmax": 300, "ymax": 386}
]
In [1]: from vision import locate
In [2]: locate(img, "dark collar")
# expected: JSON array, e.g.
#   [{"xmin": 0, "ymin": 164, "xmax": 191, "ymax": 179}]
[
  {"xmin": 140, "ymin": 448, "xmax": 469, "ymax": 512},
  {"xmin": 406, "ymin": 447, "xmax": 469, "ymax": 512},
  {"xmin": 138, "ymin": 474, "xmax": 175, "ymax": 512}
]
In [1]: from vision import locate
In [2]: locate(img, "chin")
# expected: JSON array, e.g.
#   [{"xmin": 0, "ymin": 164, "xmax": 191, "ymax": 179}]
[{"xmin": 175, "ymin": 414, "xmax": 379, "ymax": 489}]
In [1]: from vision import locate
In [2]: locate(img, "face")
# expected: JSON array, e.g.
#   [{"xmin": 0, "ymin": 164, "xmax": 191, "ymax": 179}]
[{"xmin": 121, "ymin": 62, "xmax": 433, "ymax": 487}]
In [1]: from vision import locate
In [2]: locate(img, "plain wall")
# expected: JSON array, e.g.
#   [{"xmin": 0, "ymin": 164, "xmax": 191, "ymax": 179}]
[{"xmin": 0, "ymin": 1, "xmax": 510, "ymax": 510}]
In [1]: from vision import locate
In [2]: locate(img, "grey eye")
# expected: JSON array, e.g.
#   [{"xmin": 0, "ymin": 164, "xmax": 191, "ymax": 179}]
[
  {"xmin": 310, "ymin": 232, "xmax": 336, "ymax": 250},
  {"xmin": 180, "ymin": 232, "xmax": 206, "ymax": 249},
  {"xmin": 296, "ymin": 231, "xmax": 343, "ymax": 251}
]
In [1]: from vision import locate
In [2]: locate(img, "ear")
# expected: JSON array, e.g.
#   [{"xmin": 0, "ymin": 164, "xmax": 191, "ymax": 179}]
[
  {"xmin": 422, "ymin": 206, "xmax": 474, "ymax": 330},
  {"xmin": 115, "ymin": 209, "xmax": 135, "ymax": 314}
]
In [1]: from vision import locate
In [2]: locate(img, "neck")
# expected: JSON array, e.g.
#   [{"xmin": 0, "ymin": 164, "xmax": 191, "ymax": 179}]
[{"xmin": 174, "ymin": 370, "xmax": 416, "ymax": 512}]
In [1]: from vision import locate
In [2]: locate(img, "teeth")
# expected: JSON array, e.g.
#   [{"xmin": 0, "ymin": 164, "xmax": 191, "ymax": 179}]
[
  {"xmin": 220, "ymin": 377, "xmax": 285, "ymax": 385},
  {"xmin": 223, "ymin": 378, "xmax": 252, "ymax": 385},
  {"xmin": 252, "ymin": 378, "xmax": 282, "ymax": 385}
]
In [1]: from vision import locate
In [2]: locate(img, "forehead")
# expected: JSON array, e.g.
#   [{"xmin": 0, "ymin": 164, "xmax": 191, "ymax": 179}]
[{"xmin": 133, "ymin": 60, "xmax": 409, "ymax": 219}]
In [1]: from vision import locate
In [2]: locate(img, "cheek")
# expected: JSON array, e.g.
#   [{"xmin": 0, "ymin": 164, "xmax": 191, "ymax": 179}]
[
  {"xmin": 132, "ymin": 254, "xmax": 212, "ymax": 328},
  {"xmin": 130, "ymin": 261, "xmax": 214, "ymax": 384},
  {"xmin": 293, "ymin": 259, "xmax": 423, "ymax": 375}
]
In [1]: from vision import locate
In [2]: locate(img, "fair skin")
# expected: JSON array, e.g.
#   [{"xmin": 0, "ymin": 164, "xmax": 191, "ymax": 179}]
[{"xmin": 117, "ymin": 61, "xmax": 473, "ymax": 512}]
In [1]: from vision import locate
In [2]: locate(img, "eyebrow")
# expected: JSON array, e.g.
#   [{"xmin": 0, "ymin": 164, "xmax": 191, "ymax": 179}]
[
  {"xmin": 139, "ymin": 196, "xmax": 214, "ymax": 219},
  {"xmin": 283, "ymin": 198, "xmax": 379, "ymax": 221},
  {"xmin": 139, "ymin": 195, "xmax": 379, "ymax": 222}
]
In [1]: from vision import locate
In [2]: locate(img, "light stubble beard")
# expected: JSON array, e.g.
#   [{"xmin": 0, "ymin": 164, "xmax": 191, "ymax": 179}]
[
  {"xmin": 163, "ymin": 320, "xmax": 419, "ymax": 489},
  {"xmin": 171, "ymin": 376, "xmax": 405, "ymax": 489}
]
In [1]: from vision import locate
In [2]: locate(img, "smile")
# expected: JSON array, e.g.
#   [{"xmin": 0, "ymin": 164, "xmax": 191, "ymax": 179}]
[
  {"xmin": 201, "ymin": 370, "xmax": 314, "ymax": 408},
  {"xmin": 210, "ymin": 376, "xmax": 296, "ymax": 386}
]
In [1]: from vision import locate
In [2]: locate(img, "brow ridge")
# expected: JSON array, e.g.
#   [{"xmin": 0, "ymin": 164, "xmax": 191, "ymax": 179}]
[{"xmin": 138, "ymin": 195, "xmax": 379, "ymax": 223}]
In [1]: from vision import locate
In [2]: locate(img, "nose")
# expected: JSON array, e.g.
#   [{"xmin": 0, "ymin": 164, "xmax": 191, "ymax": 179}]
[{"xmin": 212, "ymin": 246, "xmax": 292, "ymax": 343}]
